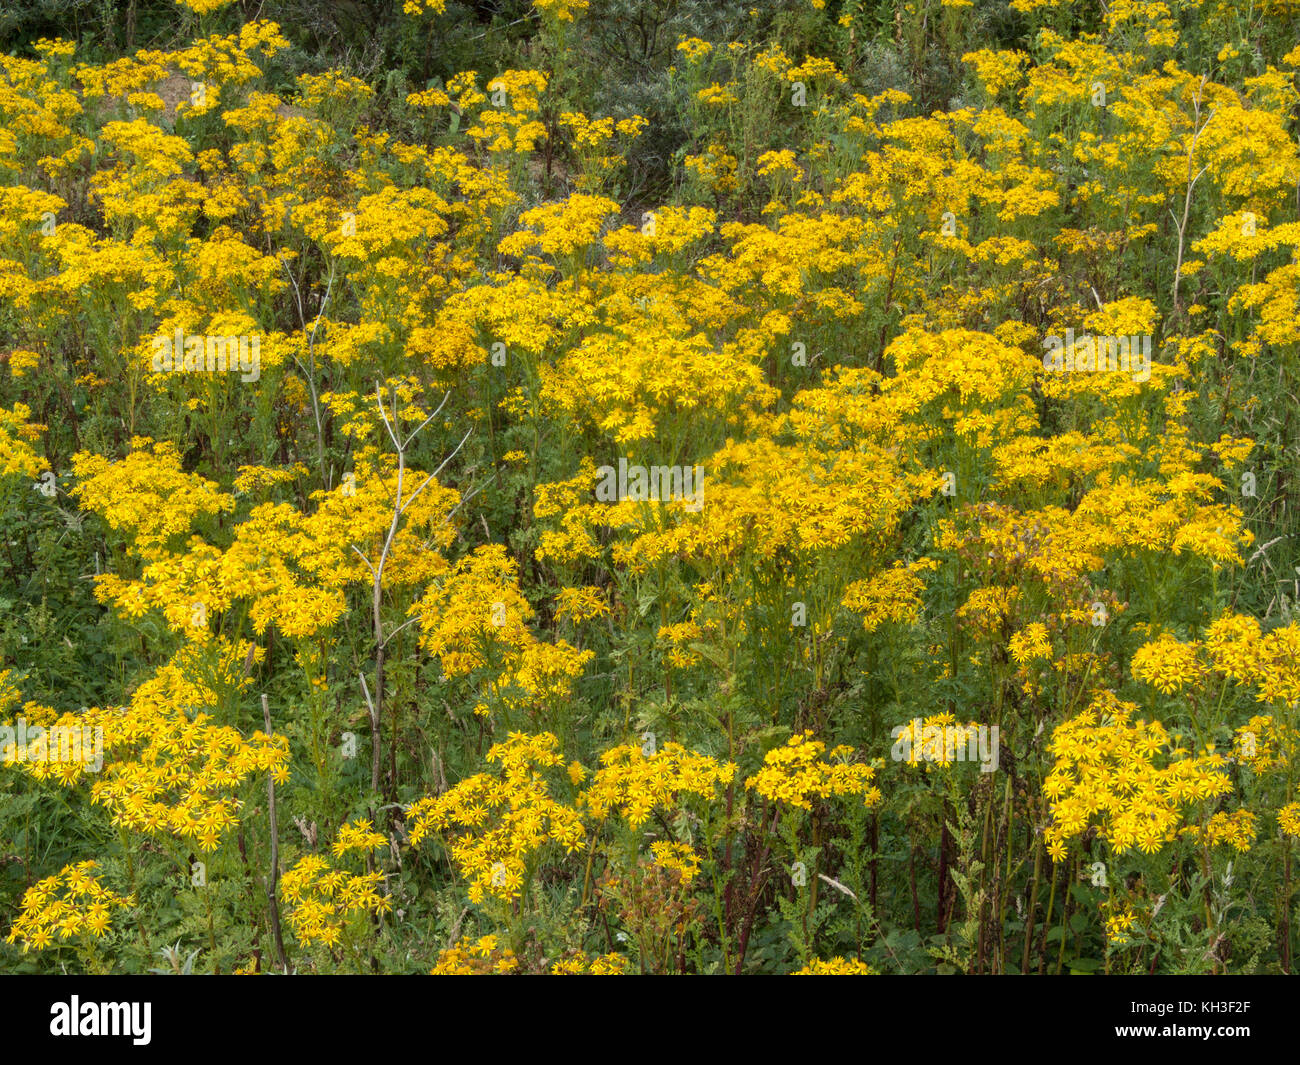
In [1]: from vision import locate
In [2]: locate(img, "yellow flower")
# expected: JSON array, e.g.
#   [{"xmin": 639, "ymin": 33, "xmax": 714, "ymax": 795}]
[
  {"xmin": 791, "ymin": 957, "xmax": 877, "ymax": 974},
  {"xmin": 408, "ymin": 733, "xmax": 585, "ymax": 903},
  {"xmin": 745, "ymin": 732, "xmax": 881, "ymax": 811},
  {"xmin": 5, "ymin": 862, "xmax": 131, "ymax": 952}
]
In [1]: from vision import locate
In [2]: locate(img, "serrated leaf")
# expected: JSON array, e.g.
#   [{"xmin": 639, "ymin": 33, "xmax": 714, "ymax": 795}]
[{"xmin": 688, "ymin": 641, "xmax": 729, "ymax": 669}]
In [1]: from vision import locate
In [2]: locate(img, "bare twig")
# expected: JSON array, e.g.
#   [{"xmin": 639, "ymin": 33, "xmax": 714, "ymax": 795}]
[
  {"xmin": 359, "ymin": 673, "xmax": 381, "ymax": 797},
  {"xmin": 278, "ymin": 256, "xmax": 336, "ymax": 488},
  {"xmin": 1171, "ymin": 77, "xmax": 1216, "ymax": 318},
  {"xmin": 352, "ymin": 384, "xmax": 472, "ymax": 814}
]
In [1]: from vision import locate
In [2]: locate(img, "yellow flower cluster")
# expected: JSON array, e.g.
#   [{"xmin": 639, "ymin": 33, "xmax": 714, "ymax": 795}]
[
  {"xmin": 649, "ymin": 841, "xmax": 701, "ymax": 884},
  {"xmin": 410, "ymin": 544, "xmax": 535, "ymax": 672},
  {"xmin": 410, "ymin": 545, "xmax": 593, "ymax": 714},
  {"xmin": 69, "ymin": 640, "xmax": 290, "ymax": 850},
  {"xmin": 1044, "ymin": 694, "xmax": 1232, "ymax": 860},
  {"xmin": 6, "ymin": 0, "xmax": 1300, "ymax": 977},
  {"xmin": 744, "ymin": 732, "xmax": 881, "ymax": 811},
  {"xmin": 892, "ymin": 713, "xmax": 986, "ymax": 771},
  {"xmin": 331, "ymin": 819, "xmax": 388, "ymax": 858},
  {"xmin": 430, "ymin": 934, "xmax": 519, "ymax": 974},
  {"xmin": 557, "ymin": 111, "xmax": 647, "ymax": 190},
  {"xmin": 0, "ymin": 404, "xmax": 45, "ymax": 478},
  {"xmin": 499, "ymin": 193, "xmax": 619, "ymax": 259},
  {"xmin": 5, "ymin": 861, "xmax": 133, "ymax": 952},
  {"xmin": 1181, "ymin": 810, "xmax": 1257, "ymax": 853},
  {"xmin": 684, "ymin": 143, "xmax": 738, "ymax": 193},
  {"xmin": 961, "ymin": 49, "xmax": 1028, "ymax": 98},
  {"xmin": 72, "ymin": 440, "xmax": 233, "ymax": 561},
  {"xmin": 406, "ymin": 732, "xmax": 585, "ymax": 903},
  {"xmin": 842, "ymin": 560, "xmax": 935, "ymax": 632},
  {"xmin": 581, "ymin": 741, "xmax": 736, "ymax": 828},
  {"xmin": 552, "ymin": 585, "xmax": 610, "ymax": 625},
  {"xmin": 1131, "ymin": 633, "xmax": 1208, "ymax": 695},
  {"xmin": 1130, "ymin": 618, "xmax": 1300, "ymax": 709},
  {"xmin": 402, "ymin": 0, "xmax": 448, "ymax": 16},
  {"xmin": 1233, "ymin": 715, "xmax": 1293, "ymax": 774},
  {"xmin": 675, "ymin": 37, "xmax": 713, "ymax": 62},
  {"xmin": 1103, "ymin": 903, "xmax": 1139, "ymax": 945},
  {"xmin": 1009, "ymin": 622, "xmax": 1053, "ymax": 665},
  {"xmin": 460, "ymin": 70, "xmax": 548, "ymax": 153},
  {"xmin": 790, "ymin": 957, "xmax": 877, "ymax": 974},
  {"xmin": 534, "ymin": 0, "xmax": 588, "ymax": 21},
  {"xmin": 280, "ymin": 855, "xmax": 390, "ymax": 949},
  {"xmin": 550, "ymin": 951, "xmax": 630, "ymax": 974},
  {"xmin": 176, "ymin": 0, "xmax": 241, "ymax": 15},
  {"xmin": 79, "ymin": 443, "xmax": 460, "ymax": 640},
  {"xmin": 1278, "ymin": 802, "xmax": 1300, "ymax": 837}
]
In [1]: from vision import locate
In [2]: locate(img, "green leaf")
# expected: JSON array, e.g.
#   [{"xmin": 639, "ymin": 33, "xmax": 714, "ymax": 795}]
[{"xmin": 688, "ymin": 641, "xmax": 730, "ymax": 669}]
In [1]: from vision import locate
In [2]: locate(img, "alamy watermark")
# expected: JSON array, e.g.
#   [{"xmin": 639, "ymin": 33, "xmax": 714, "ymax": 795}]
[
  {"xmin": 595, "ymin": 458, "xmax": 704, "ymax": 512},
  {"xmin": 1042, "ymin": 329, "xmax": 1151, "ymax": 383},
  {"xmin": 890, "ymin": 719, "xmax": 1000, "ymax": 773},
  {"xmin": 151, "ymin": 329, "xmax": 261, "ymax": 383},
  {"xmin": 0, "ymin": 718, "xmax": 103, "ymax": 772},
  {"xmin": 50, "ymin": 997, "xmax": 150, "ymax": 1045}
]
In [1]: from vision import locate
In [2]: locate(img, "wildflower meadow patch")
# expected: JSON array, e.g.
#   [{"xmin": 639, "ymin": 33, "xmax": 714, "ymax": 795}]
[{"xmin": 0, "ymin": 0, "xmax": 1299, "ymax": 995}]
